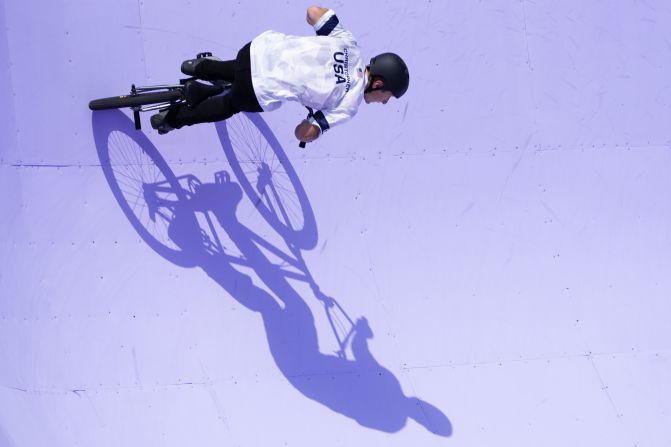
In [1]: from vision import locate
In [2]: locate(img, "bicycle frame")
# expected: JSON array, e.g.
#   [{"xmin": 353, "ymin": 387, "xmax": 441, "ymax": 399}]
[
  {"xmin": 127, "ymin": 83, "xmax": 186, "ymax": 130},
  {"xmin": 127, "ymin": 79, "xmax": 231, "ymax": 129},
  {"xmin": 135, "ymin": 85, "xmax": 185, "ymax": 112}
]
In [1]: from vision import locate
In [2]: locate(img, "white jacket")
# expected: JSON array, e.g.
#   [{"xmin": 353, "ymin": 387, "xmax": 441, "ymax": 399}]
[{"xmin": 249, "ymin": 9, "xmax": 367, "ymax": 134}]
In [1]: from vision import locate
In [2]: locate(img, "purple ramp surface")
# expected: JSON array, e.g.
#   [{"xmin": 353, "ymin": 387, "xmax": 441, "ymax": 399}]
[{"xmin": 1, "ymin": 1, "xmax": 671, "ymax": 446}]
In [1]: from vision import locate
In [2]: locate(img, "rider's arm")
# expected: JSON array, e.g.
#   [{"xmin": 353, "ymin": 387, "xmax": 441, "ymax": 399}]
[
  {"xmin": 295, "ymin": 120, "xmax": 321, "ymax": 143},
  {"xmin": 306, "ymin": 5, "xmax": 329, "ymax": 26},
  {"xmin": 305, "ymin": 91, "xmax": 361, "ymax": 139},
  {"xmin": 307, "ymin": 7, "xmax": 353, "ymax": 40},
  {"xmin": 294, "ymin": 103, "xmax": 357, "ymax": 143}
]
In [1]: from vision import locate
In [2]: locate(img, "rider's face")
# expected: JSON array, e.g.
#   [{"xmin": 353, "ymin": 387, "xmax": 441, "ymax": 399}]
[{"xmin": 364, "ymin": 89, "xmax": 393, "ymax": 105}]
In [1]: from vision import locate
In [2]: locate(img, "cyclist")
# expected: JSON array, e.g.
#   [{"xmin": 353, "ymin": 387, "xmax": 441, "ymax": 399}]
[{"xmin": 151, "ymin": 5, "xmax": 409, "ymax": 144}]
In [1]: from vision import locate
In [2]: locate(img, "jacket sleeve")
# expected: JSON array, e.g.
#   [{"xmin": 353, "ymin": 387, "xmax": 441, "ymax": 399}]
[
  {"xmin": 312, "ymin": 9, "xmax": 356, "ymax": 42},
  {"xmin": 307, "ymin": 91, "xmax": 363, "ymax": 134}
]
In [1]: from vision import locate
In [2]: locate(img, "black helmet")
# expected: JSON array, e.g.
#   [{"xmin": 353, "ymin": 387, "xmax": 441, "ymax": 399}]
[{"xmin": 368, "ymin": 53, "xmax": 409, "ymax": 98}]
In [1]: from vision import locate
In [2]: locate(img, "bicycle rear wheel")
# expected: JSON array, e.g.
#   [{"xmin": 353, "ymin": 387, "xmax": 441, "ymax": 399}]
[{"xmin": 89, "ymin": 90, "xmax": 182, "ymax": 110}]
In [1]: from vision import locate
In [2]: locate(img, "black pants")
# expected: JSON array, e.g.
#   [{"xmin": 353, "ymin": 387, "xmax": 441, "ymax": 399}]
[{"xmin": 167, "ymin": 42, "xmax": 263, "ymax": 128}]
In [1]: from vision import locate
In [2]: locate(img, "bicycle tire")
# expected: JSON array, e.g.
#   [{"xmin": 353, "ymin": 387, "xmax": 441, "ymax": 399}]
[{"xmin": 89, "ymin": 90, "xmax": 182, "ymax": 110}]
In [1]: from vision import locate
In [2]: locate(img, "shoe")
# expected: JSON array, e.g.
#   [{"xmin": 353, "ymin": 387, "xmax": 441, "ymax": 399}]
[
  {"xmin": 150, "ymin": 109, "xmax": 175, "ymax": 135},
  {"xmin": 181, "ymin": 55, "xmax": 222, "ymax": 78}
]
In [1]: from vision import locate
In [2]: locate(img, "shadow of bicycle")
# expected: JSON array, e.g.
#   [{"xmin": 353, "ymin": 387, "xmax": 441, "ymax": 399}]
[{"xmin": 91, "ymin": 109, "xmax": 452, "ymax": 436}]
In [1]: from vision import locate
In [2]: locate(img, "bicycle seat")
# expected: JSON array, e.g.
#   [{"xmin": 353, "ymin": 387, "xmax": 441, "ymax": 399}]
[{"xmin": 185, "ymin": 80, "xmax": 225, "ymax": 109}]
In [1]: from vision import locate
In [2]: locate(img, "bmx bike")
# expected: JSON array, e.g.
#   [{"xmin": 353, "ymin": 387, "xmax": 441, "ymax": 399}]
[
  {"xmin": 88, "ymin": 51, "xmax": 314, "ymax": 148},
  {"xmin": 88, "ymin": 52, "xmax": 229, "ymax": 131}
]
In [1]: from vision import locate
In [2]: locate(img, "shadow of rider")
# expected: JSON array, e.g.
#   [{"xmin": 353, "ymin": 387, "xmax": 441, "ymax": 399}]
[{"xmin": 167, "ymin": 172, "xmax": 452, "ymax": 436}]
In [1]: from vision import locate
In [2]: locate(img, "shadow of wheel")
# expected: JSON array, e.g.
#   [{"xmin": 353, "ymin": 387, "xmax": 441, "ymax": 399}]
[
  {"xmin": 215, "ymin": 113, "xmax": 318, "ymax": 250},
  {"xmin": 92, "ymin": 110, "xmax": 200, "ymax": 267}
]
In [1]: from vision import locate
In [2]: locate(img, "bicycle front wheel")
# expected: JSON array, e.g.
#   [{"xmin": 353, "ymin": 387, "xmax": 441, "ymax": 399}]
[{"xmin": 89, "ymin": 90, "xmax": 182, "ymax": 110}]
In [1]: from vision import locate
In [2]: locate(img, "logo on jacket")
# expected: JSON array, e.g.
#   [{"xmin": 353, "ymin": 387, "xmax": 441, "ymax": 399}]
[{"xmin": 333, "ymin": 49, "xmax": 351, "ymax": 93}]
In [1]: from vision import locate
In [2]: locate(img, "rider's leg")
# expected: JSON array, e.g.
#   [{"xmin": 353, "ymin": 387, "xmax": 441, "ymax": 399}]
[
  {"xmin": 228, "ymin": 42, "xmax": 263, "ymax": 112},
  {"xmin": 155, "ymin": 42, "xmax": 262, "ymax": 132},
  {"xmin": 167, "ymin": 42, "xmax": 262, "ymax": 128},
  {"xmin": 182, "ymin": 58, "xmax": 236, "ymax": 82},
  {"xmin": 165, "ymin": 94, "xmax": 241, "ymax": 128}
]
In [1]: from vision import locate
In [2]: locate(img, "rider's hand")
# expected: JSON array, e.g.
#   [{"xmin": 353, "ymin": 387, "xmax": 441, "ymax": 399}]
[
  {"xmin": 295, "ymin": 120, "xmax": 320, "ymax": 143},
  {"xmin": 306, "ymin": 6, "xmax": 329, "ymax": 26}
]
